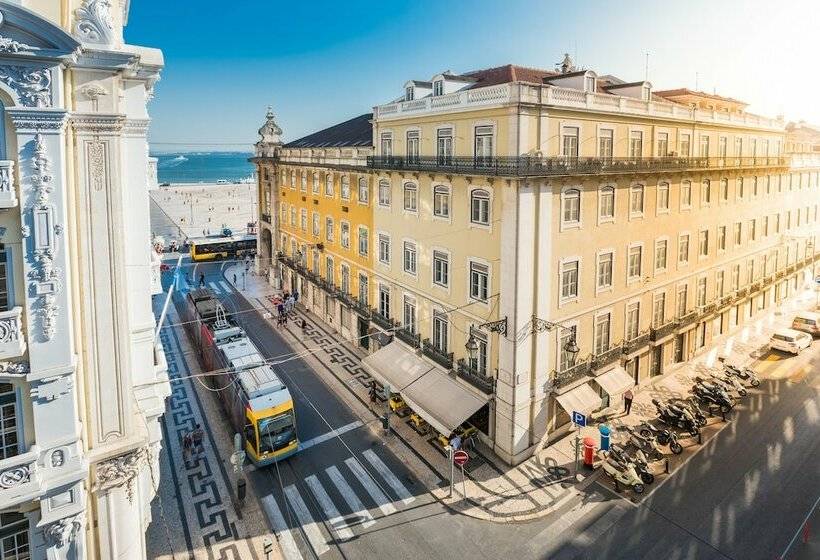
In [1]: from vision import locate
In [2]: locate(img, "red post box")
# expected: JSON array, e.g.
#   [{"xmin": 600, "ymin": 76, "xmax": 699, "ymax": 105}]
[{"xmin": 583, "ymin": 436, "xmax": 596, "ymax": 468}]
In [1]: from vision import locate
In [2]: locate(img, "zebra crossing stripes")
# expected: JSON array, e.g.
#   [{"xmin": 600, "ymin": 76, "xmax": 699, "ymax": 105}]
[
  {"xmin": 283, "ymin": 485, "xmax": 330, "ymax": 556},
  {"xmin": 325, "ymin": 466, "xmax": 377, "ymax": 529},
  {"xmin": 261, "ymin": 495, "xmax": 303, "ymax": 560},
  {"xmin": 362, "ymin": 449, "xmax": 416, "ymax": 505},
  {"xmin": 344, "ymin": 458, "xmax": 398, "ymax": 516},
  {"xmin": 304, "ymin": 474, "xmax": 356, "ymax": 542}
]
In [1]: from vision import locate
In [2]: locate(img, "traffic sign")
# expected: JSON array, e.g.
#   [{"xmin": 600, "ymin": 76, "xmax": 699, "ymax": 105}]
[
  {"xmin": 453, "ymin": 450, "xmax": 469, "ymax": 467},
  {"xmin": 572, "ymin": 411, "xmax": 587, "ymax": 427}
]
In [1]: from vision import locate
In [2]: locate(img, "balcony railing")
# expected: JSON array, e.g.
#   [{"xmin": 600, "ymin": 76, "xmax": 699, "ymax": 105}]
[
  {"xmin": 421, "ymin": 338, "xmax": 454, "ymax": 370},
  {"xmin": 261, "ymin": 213, "xmax": 272, "ymax": 224},
  {"xmin": 553, "ymin": 360, "xmax": 591, "ymax": 389},
  {"xmin": 736, "ymin": 286, "xmax": 749, "ymax": 298},
  {"xmin": 367, "ymin": 155, "xmax": 789, "ymax": 178},
  {"xmin": 351, "ymin": 296, "xmax": 371, "ymax": 318},
  {"xmin": 395, "ymin": 327, "xmax": 421, "ymax": 348},
  {"xmin": 370, "ymin": 310, "xmax": 394, "ymax": 331},
  {"xmin": 456, "ymin": 359, "xmax": 495, "ymax": 395},
  {"xmin": 591, "ymin": 344, "xmax": 623, "ymax": 370},
  {"xmin": 0, "ymin": 160, "xmax": 16, "ymax": 208},
  {"xmin": 623, "ymin": 332, "xmax": 651, "ymax": 355},
  {"xmin": 678, "ymin": 310, "xmax": 699, "ymax": 328},
  {"xmin": 0, "ymin": 307, "xmax": 26, "ymax": 360},
  {"xmin": 0, "ymin": 445, "xmax": 41, "ymax": 508},
  {"xmin": 650, "ymin": 320, "xmax": 678, "ymax": 342},
  {"xmin": 750, "ymin": 280, "xmax": 762, "ymax": 292}
]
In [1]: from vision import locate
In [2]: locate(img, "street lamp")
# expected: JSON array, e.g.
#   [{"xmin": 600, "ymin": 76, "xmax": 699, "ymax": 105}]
[
  {"xmin": 563, "ymin": 335, "xmax": 581, "ymax": 366},
  {"xmin": 465, "ymin": 332, "xmax": 479, "ymax": 363}
]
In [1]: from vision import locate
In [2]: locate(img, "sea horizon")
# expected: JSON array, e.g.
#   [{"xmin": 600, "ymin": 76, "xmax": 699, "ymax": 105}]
[{"xmin": 152, "ymin": 150, "xmax": 256, "ymax": 184}]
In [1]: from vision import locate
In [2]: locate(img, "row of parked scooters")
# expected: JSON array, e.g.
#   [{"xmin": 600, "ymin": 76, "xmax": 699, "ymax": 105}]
[{"xmin": 602, "ymin": 363, "xmax": 761, "ymax": 494}]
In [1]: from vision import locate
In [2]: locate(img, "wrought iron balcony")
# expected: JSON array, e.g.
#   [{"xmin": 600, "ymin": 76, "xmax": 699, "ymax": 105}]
[
  {"xmin": 750, "ymin": 281, "xmax": 762, "ymax": 293},
  {"xmin": 591, "ymin": 344, "xmax": 623, "ymax": 370},
  {"xmin": 775, "ymin": 269, "xmax": 786, "ymax": 279},
  {"xmin": 718, "ymin": 295, "xmax": 734, "ymax": 308},
  {"xmin": 351, "ymin": 297, "xmax": 371, "ymax": 318},
  {"xmin": 622, "ymin": 332, "xmax": 651, "ymax": 354},
  {"xmin": 698, "ymin": 303, "xmax": 717, "ymax": 318},
  {"xmin": 650, "ymin": 320, "xmax": 678, "ymax": 341},
  {"xmin": 678, "ymin": 310, "xmax": 699, "ymax": 327},
  {"xmin": 736, "ymin": 286, "xmax": 749, "ymax": 298},
  {"xmin": 335, "ymin": 290, "xmax": 356, "ymax": 308},
  {"xmin": 395, "ymin": 327, "xmax": 421, "ymax": 348},
  {"xmin": 553, "ymin": 360, "xmax": 591, "ymax": 389},
  {"xmin": 422, "ymin": 338, "xmax": 454, "ymax": 370},
  {"xmin": 0, "ymin": 307, "xmax": 26, "ymax": 360},
  {"xmin": 0, "ymin": 445, "xmax": 41, "ymax": 509},
  {"xmin": 370, "ymin": 310, "xmax": 394, "ymax": 330},
  {"xmin": 261, "ymin": 212, "xmax": 272, "ymax": 224},
  {"xmin": 0, "ymin": 160, "xmax": 17, "ymax": 208},
  {"xmin": 366, "ymin": 155, "xmax": 789, "ymax": 178},
  {"xmin": 456, "ymin": 359, "xmax": 495, "ymax": 395}
]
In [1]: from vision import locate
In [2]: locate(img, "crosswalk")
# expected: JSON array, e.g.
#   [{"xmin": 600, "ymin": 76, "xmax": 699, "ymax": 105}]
[{"xmin": 263, "ymin": 449, "xmax": 418, "ymax": 560}]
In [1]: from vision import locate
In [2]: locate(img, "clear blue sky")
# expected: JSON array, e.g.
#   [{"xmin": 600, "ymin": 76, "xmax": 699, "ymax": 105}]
[{"xmin": 126, "ymin": 0, "xmax": 819, "ymax": 152}]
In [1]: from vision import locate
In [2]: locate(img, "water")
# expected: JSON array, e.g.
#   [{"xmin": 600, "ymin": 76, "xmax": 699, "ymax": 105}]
[{"xmin": 153, "ymin": 151, "xmax": 255, "ymax": 184}]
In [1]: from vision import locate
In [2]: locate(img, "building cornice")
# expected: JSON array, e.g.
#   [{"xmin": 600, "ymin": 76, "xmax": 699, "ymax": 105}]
[
  {"xmin": 70, "ymin": 112, "xmax": 126, "ymax": 134},
  {"xmin": 6, "ymin": 108, "xmax": 68, "ymax": 134}
]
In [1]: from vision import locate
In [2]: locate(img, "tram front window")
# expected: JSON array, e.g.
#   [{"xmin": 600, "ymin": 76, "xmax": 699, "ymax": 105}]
[{"xmin": 257, "ymin": 411, "xmax": 296, "ymax": 454}]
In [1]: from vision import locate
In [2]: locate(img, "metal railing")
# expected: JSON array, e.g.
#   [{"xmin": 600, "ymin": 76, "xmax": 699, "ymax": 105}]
[
  {"xmin": 421, "ymin": 338, "xmax": 454, "ymax": 370},
  {"xmin": 553, "ymin": 360, "xmax": 591, "ymax": 389},
  {"xmin": 456, "ymin": 359, "xmax": 495, "ymax": 395},
  {"xmin": 260, "ymin": 213, "xmax": 272, "ymax": 224},
  {"xmin": 367, "ymin": 155, "xmax": 789, "ymax": 177},
  {"xmin": 650, "ymin": 320, "xmax": 678, "ymax": 342},
  {"xmin": 591, "ymin": 344, "xmax": 623, "ymax": 370},
  {"xmin": 622, "ymin": 332, "xmax": 651, "ymax": 355},
  {"xmin": 351, "ymin": 296, "xmax": 371, "ymax": 318},
  {"xmin": 370, "ymin": 310, "xmax": 394, "ymax": 330},
  {"xmin": 395, "ymin": 327, "xmax": 421, "ymax": 348}
]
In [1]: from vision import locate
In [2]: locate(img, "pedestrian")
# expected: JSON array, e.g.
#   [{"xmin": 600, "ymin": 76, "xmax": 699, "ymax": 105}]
[
  {"xmin": 198, "ymin": 272, "xmax": 205, "ymax": 287},
  {"xmin": 301, "ymin": 318, "xmax": 307, "ymax": 335},
  {"xmin": 277, "ymin": 302, "xmax": 285, "ymax": 316},
  {"xmin": 623, "ymin": 388, "xmax": 634, "ymax": 416},
  {"xmin": 293, "ymin": 290, "xmax": 299, "ymax": 304},
  {"xmin": 182, "ymin": 431, "xmax": 192, "ymax": 462},
  {"xmin": 233, "ymin": 273, "xmax": 237, "ymax": 285},
  {"xmin": 449, "ymin": 434, "xmax": 462, "ymax": 451},
  {"xmin": 369, "ymin": 382, "xmax": 378, "ymax": 407},
  {"xmin": 191, "ymin": 423, "xmax": 205, "ymax": 456}
]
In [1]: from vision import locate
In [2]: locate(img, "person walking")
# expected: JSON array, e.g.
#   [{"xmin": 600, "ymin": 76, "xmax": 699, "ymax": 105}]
[
  {"xmin": 182, "ymin": 431, "xmax": 192, "ymax": 463},
  {"xmin": 191, "ymin": 424, "xmax": 205, "ymax": 457},
  {"xmin": 623, "ymin": 388, "xmax": 634, "ymax": 416},
  {"xmin": 198, "ymin": 272, "xmax": 205, "ymax": 287},
  {"xmin": 301, "ymin": 318, "xmax": 307, "ymax": 335},
  {"xmin": 369, "ymin": 382, "xmax": 378, "ymax": 407},
  {"xmin": 232, "ymin": 273, "xmax": 237, "ymax": 285}
]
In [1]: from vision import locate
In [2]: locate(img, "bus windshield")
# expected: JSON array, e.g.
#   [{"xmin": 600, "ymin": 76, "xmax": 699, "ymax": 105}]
[{"xmin": 257, "ymin": 411, "xmax": 296, "ymax": 454}]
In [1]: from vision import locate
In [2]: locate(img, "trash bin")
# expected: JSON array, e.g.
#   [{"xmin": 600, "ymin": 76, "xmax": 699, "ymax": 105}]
[
  {"xmin": 583, "ymin": 436, "xmax": 595, "ymax": 468},
  {"xmin": 599, "ymin": 424, "xmax": 611, "ymax": 452}
]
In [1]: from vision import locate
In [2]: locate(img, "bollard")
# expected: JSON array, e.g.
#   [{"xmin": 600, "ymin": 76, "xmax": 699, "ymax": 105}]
[
  {"xmin": 665, "ymin": 458, "xmax": 670, "ymax": 474},
  {"xmin": 698, "ymin": 432, "xmax": 702, "ymax": 444},
  {"xmin": 599, "ymin": 424, "xmax": 611, "ymax": 452},
  {"xmin": 237, "ymin": 477, "xmax": 246, "ymax": 502}
]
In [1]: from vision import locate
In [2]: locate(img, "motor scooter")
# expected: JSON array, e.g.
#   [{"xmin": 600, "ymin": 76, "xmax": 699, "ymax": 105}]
[
  {"xmin": 724, "ymin": 363, "xmax": 761, "ymax": 387},
  {"xmin": 652, "ymin": 398, "xmax": 701, "ymax": 436},
  {"xmin": 637, "ymin": 422, "xmax": 683, "ymax": 454},
  {"xmin": 608, "ymin": 444, "xmax": 654, "ymax": 484},
  {"xmin": 602, "ymin": 456, "xmax": 646, "ymax": 494},
  {"xmin": 692, "ymin": 380, "xmax": 733, "ymax": 413},
  {"xmin": 711, "ymin": 372, "xmax": 748, "ymax": 397},
  {"xmin": 624, "ymin": 427, "xmax": 664, "ymax": 461}
]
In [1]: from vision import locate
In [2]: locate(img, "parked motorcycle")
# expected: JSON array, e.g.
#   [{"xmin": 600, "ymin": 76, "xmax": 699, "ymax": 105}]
[
  {"xmin": 609, "ymin": 444, "xmax": 655, "ymax": 484},
  {"xmin": 712, "ymin": 372, "xmax": 748, "ymax": 397},
  {"xmin": 652, "ymin": 398, "xmax": 701, "ymax": 436},
  {"xmin": 624, "ymin": 427, "xmax": 664, "ymax": 461},
  {"xmin": 675, "ymin": 398, "xmax": 708, "ymax": 427},
  {"xmin": 602, "ymin": 455, "xmax": 646, "ymax": 493},
  {"xmin": 637, "ymin": 422, "xmax": 683, "ymax": 454},
  {"xmin": 692, "ymin": 378, "xmax": 734, "ymax": 413},
  {"xmin": 724, "ymin": 363, "xmax": 761, "ymax": 387}
]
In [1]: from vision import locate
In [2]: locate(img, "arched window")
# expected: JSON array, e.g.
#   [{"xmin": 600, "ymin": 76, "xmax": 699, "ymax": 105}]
[
  {"xmin": 470, "ymin": 189, "xmax": 490, "ymax": 225},
  {"xmin": 378, "ymin": 179, "xmax": 391, "ymax": 206},
  {"xmin": 341, "ymin": 175, "xmax": 350, "ymax": 199},
  {"xmin": 403, "ymin": 182, "xmax": 417, "ymax": 212},
  {"xmin": 325, "ymin": 173, "xmax": 334, "ymax": 196},
  {"xmin": 300, "ymin": 171, "xmax": 307, "ymax": 192},
  {"xmin": 701, "ymin": 179, "xmax": 711, "ymax": 205},
  {"xmin": 598, "ymin": 186, "xmax": 615, "ymax": 220},
  {"xmin": 433, "ymin": 185, "xmax": 450, "ymax": 218},
  {"xmin": 358, "ymin": 177, "xmax": 369, "ymax": 203},
  {"xmin": 561, "ymin": 188, "xmax": 581, "ymax": 224},
  {"xmin": 290, "ymin": 170, "xmax": 296, "ymax": 189},
  {"xmin": 312, "ymin": 172, "xmax": 320, "ymax": 193},
  {"xmin": 629, "ymin": 185, "xmax": 645, "ymax": 215}
]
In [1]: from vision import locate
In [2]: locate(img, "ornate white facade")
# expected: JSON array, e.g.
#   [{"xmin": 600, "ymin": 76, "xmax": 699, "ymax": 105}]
[{"xmin": 0, "ymin": 1, "xmax": 169, "ymax": 559}]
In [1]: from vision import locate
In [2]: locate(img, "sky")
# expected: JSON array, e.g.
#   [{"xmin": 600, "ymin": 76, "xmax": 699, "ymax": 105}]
[{"xmin": 126, "ymin": 0, "xmax": 820, "ymax": 153}]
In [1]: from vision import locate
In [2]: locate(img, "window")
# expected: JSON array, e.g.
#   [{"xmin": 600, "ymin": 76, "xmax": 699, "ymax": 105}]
[
  {"xmin": 561, "ymin": 260, "xmax": 579, "ymax": 300},
  {"xmin": 676, "ymin": 284, "xmax": 688, "ymax": 317},
  {"xmin": 657, "ymin": 182, "xmax": 670, "ymax": 212},
  {"xmin": 378, "ymin": 234, "xmax": 390, "ymax": 264},
  {"xmin": 405, "ymin": 86, "xmax": 414, "ymax": 101},
  {"xmin": 626, "ymin": 302, "xmax": 640, "ymax": 340},
  {"xmin": 299, "ymin": 209, "xmax": 307, "ymax": 230},
  {"xmin": 641, "ymin": 84, "xmax": 651, "ymax": 101},
  {"xmin": 379, "ymin": 285, "xmax": 390, "ymax": 319},
  {"xmin": 562, "ymin": 127, "xmax": 579, "ymax": 158},
  {"xmin": 599, "ymin": 129, "xmax": 613, "ymax": 159},
  {"xmin": 433, "ymin": 185, "xmax": 450, "ymax": 218},
  {"xmin": 470, "ymin": 189, "xmax": 490, "ymax": 225},
  {"xmin": 403, "ymin": 241, "xmax": 417, "ymax": 274},
  {"xmin": 720, "ymin": 178, "xmax": 729, "ymax": 201},
  {"xmin": 652, "ymin": 293, "xmax": 666, "ymax": 327},
  {"xmin": 697, "ymin": 277, "xmax": 707, "ymax": 307},
  {"xmin": 716, "ymin": 270, "xmax": 725, "ymax": 297},
  {"xmin": 0, "ymin": 511, "xmax": 30, "ymax": 559},
  {"xmin": 470, "ymin": 262, "xmax": 489, "ymax": 301},
  {"xmin": 469, "ymin": 330, "xmax": 488, "ymax": 374},
  {"xmin": 680, "ymin": 180, "xmax": 692, "ymax": 208},
  {"xmin": 378, "ymin": 179, "xmax": 391, "ymax": 207},
  {"xmin": 380, "ymin": 133, "xmax": 393, "ymax": 156},
  {"xmin": 630, "ymin": 131, "xmax": 643, "ymax": 158},
  {"xmin": 358, "ymin": 227, "xmax": 368, "ymax": 256},
  {"xmin": 598, "ymin": 186, "xmax": 614, "ymax": 221},
  {"xmin": 475, "ymin": 125, "xmax": 493, "ymax": 164},
  {"xmin": 406, "ymin": 130, "xmax": 420, "ymax": 162},
  {"xmin": 763, "ymin": 215, "xmax": 770, "ymax": 237},
  {"xmin": 734, "ymin": 222, "xmax": 742, "ymax": 245},
  {"xmin": 734, "ymin": 137, "xmax": 743, "ymax": 157},
  {"xmin": 700, "ymin": 180, "xmax": 711, "ymax": 205},
  {"xmin": 629, "ymin": 185, "xmax": 644, "ymax": 215},
  {"xmin": 678, "ymin": 234, "xmax": 690, "ymax": 265},
  {"xmin": 718, "ymin": 225, "xmax": 727, "ymax": 251},
  {"xmin": 597, "ymin": 252, "xmax": 613, "ymax": 290},
  {"xmin": 559, "ymin": 325, "xmax": 578, "ymax": 371},
  {"xmin": 325, "ymin": 217, "xmax": 334, "ymax": 241},
  {"xmin": 312, "ymin": 172, "xmax": 320, "ymax": 194},
  {"xmin": 341, "ymin": 175, "xmax": 350, "ymax": 199},
  {"xmin": 280, "ymin": 202, "xmax": 287, "ymax": 222},
  {"xmin": 403, "ymin": 296, "xmax": 416, "ymax": 334},
  {"xmin": 731, "ymin": 265, "xmax": 740, "ymax": 291},
  {"xmin": 341, "ymin": 265, "xmax": 350, "ymax": 294},
  {"xmin": 775, "ymin": 213, "xmax": 780, "ymax": 233},
  {"xmin": 562, "ymin": 189, "xmax": 581, "ymax": 224},
  {"xmin": 325, "ymin": 256, "xmax": 334, "ymax": 285},
  {"xmin": 433, "ymin": 250, "xmax": 449, "ymax": 287},
  {"xmin": 358, "ymin": 273, "xmax": 369, "ymax": 305},
  {"xmin": 698, "ymin": 230, "xmax": 709, "ymax": 257},
  {"xmin": 403, "ymin": 182, "xmax": 417, "ymax": 212},
  {"xmin": 1, "ymin": 384, "xmax": 19, "ymax": 459},
  {"xmin": 584, "ymin": 74, "xmax": 596, "ymax": 92},
  {"xmin": 657, "ymin": 132, "xmax": 669, "ymax": 157},
  {"xmin": 765, "ymin": 175, "xmax": 771, "ymax": 195},
  {"xmin": 358, "ymin": 177, "xmax": 369, "ymax": 203},
  {"xmin": 594, "ymin": 313, "xmax": 611, "ymax": 354},
  {"xmin": 655, "ymin": 239, "xmax": 668, "ymax": 271},
  {"xmin": 752, "ymin": 176, "xmax": 759, "ymax": 197},
  {"xmin": 680, "ymin": 133, "xmax": 691, "ymax": 157},
  {"xmin": 699, "ymin": 135, "xmax": 710, "ymax": 158},
  {"xmin": 290, "ymin": 170, "xmax": 296, "ymax": 189},
  {"xmin": 340, "ymin": 222, "xmax": 350, "ymax": 248},
  {"xmin": 628, "ymin": 245, "xmax": 642, "ymax": 280},
  {"xmin": 746, "ymin": 258, "xmax": 754, "ymax": 283},
  {"xmin": 312, "ymin": 212, "xmax": 320, "ymax": 236},
  {"xmin": 300, "ymin": 171, "xmax": 307, "ymax": 192},
  {"xmin": 437, "ymin": 128, "xmax": 453, "ymax": 164},
  {"xmin": 719, "ymin": 136, "xmax": 727, "ymax": 160},
  {"xmin": 433, "ymin": 80, "xmax": 444, "ymax": 96},
  {"xmin": 433, "ymin": 311, "xmax": 448, "ymax": 352},
  {"xmin": 736, "ymin": 177, "xmax": 744, "ymax": 199},
  {"xmin": 312, "ymin": 251, "xmax": 320, "ymax": 275},
  {"xmin": 749, "ymin": 219, "xmax": 756, "ymax": 241},
  {"xmin": 325, "ymin": 173, "xmax": 334, "ymax": 196}
]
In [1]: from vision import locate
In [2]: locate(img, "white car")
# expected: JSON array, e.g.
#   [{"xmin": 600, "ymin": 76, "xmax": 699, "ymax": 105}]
[
  {"xmin": 792, "ymin": 311, "xmax": 820, "ymax": 337},
  {"xmin": 769, "ymin": 328, "xmax": 813, "ymax": 355}
]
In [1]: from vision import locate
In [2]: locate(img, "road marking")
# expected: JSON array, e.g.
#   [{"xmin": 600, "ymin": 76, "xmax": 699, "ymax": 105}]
[
  {"xmin": 362, "ymin": 449, "xmax": 415, "ymax": 505},
  {"xmin": 304, "ymin": 475, "xmax": 355, "ymax": 541},
  {"xmin": 261, "ymin": 495, "xmax": 303, "ymax": 560},
  {"xmin": 283, "ymin": 485, "xmax": 330, "ymax": 556},
  {"xmin": 208, "ymin": 281, "xmax": 221, "ymax": 294},
  {"xmin": 344, "ymin": 457, "xmax": 398, "ymax": 516},
  {"xmin": 219, "ymin": 280, "xmax": 233, "ymax": 293},
  {"xmin": 326, "ymin": 466, "xmax": 376, "ymax": 528},
  {"xmin": 299, "ymin": 421, "xmax": 363, "ymax": 452}
]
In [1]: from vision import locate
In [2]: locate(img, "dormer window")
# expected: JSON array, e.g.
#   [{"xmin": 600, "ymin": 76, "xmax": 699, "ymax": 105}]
[
  {"xmin": 584, "ymin": 75, "xmax": 596, "ymax": 93},
  {"xmin": 642, "ymin": 84, "xmax": 651, "ymax": 101},
  {"xmin": 405, "ymin": 86, "xmax": 414, "ymax": 101},
  {"xmin": 433, "ymin": 80, "xmax": 444, "ymax": 96}
]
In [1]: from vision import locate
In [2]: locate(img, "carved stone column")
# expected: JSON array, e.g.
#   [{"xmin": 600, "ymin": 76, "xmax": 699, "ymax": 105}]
[{"xmin": 93, "ymin": 448, "xmax": 148, "ymax": 560}]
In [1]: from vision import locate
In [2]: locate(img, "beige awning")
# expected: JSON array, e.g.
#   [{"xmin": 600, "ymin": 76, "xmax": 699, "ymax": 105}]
[
  {"xmin": 594, "ymin": 366, "xmax": 635, "ymax": 397},
  {"xmin": 555, "ymin": 383, "xmax": 601, "ymax": 417},
  {"xmin": 360, "ymin": 342, "xmax": 434, "ymax": 392},
  {"xmin": 401, "ymin": 369, "xmax": 491, "ymax": 436}
]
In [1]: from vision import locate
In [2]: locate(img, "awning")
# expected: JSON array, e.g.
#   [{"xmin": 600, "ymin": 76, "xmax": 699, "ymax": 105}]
[
  {"xmin": 401, "ymin": 369, "xmax": 491, "ymax": 436},
  {"xmin": 555, "ymin": 383, "xmax": 601, "ymax": 417},
  {"xmin": 360, "ymin": 342, "xmax": 434, "ymax": 392},
  {"xmin": 594, "ymin": 366, "xmax": 635, "ymax": 397}
]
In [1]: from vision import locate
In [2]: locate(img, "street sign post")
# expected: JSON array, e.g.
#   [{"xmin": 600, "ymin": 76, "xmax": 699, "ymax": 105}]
[
  {"xmin": 571, "ymin": 411, "xmax": 586, "ymax": 478},
  {"xmin": 572, "ymin": 411, "xmax": 587, "ymax": 427},
  {"xmin": 453, "ymin": 450, "xmax": 469, "ymax": 499}
]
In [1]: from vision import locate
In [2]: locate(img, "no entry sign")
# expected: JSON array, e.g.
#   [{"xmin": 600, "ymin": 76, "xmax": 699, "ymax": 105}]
[{"xmin": 453, "ymin": 450, "xmax": 469, "ymax": 467}]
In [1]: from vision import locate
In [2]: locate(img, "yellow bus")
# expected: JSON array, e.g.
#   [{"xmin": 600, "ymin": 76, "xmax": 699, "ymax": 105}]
[{"xmin": 188, "ymin": 234, "xmax": 256, "ymax": 262}]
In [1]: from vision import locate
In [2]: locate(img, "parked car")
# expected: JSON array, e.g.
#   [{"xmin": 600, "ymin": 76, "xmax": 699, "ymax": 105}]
[
  {"xmin": 791, "ymin": 311, "xmax": 820, "ymax": 337},
  {"xmin": 769, "ymin": 328, "xmax": 813, "ymax": 355}
]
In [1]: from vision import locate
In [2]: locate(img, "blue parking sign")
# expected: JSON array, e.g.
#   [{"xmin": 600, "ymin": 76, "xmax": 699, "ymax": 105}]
[{"xmin": 572, "ymin": 411, "xmax": 586, "ymax": 427}]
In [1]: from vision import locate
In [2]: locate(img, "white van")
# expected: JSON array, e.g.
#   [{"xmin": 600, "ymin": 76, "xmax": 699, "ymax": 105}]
[
  {"xmin": 769, "ymin": 328, "xmax": 812, "ymax": 355},
  {"xmin": 791, "ymin": 311, "xmax": 820, "ymax": 337}
]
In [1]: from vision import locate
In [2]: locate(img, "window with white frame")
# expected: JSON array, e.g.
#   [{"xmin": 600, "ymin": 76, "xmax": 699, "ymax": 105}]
[
  {"xmin": 470, "ymin": 189, "xmax": 490, "ymax": 225},
  {"xmin": 629, "ymin": 131, "xmax": 643, "ymax": 158},
  {"xmin": 657, "ymin": 132, "xmax": 669, "ymax": 157},
  {"xmin": 312, "ymin": 212, "xmax": 320, "ymax": 236},
  {"xmin": 736, "ymin": 177, "xmax": 744, "ymax": 198},
  {"xmin": 598, "ymin": 129, "xmax": 613, "ymax": 159},
  {"xmin": 559, "ymin": 325, "xmax": 577, "ymax": 371},
  {"xmin": 299, "ymin": 209, "xmax": 307, "ymax": 230},
  {"xmin": 378, "ymin": 179, "xmax": 391, "ymax": 207},
  {"xmin": 433, "ymin": 251, "xmax": 449, "ymax": 287},
  {"xmin": 341, "ymin": 175, "xmax": 350, "ymax": 199},
  {"xmin": 433, "ymin": 185, "xmax": 450, "ymax": 218},
  {"xmin": 657, "ymin": 182, "xmax": 670, "ymax": 212},
  {"xmin": 340, "ymin": 222, "xmax": 350, "ymax": 248},
  {"xmin": 696, "ymin": 277, "xmax": 707, "ymax": 307},
  {"xmin": 752, "ymin": 176, "xmax": 759, "ymax": 197},
  {"xmin": 562, "ymin": 126, "xmax": 579, "ymax": 158},
  {"xmin": 378, "ymin": 234, "xmax": 390, "ymax": 264},
  {"xmin": 626, "ymin": 302, "xmax": 640, "ymax": 340},
  {"xmin": 594, "ymin": 313, "xmax": 611, "ymax": 354},
  {"xmin": 749, "ymin": 218, "xmax": 756, "ymax": 241},
  {"xmin": 680, "ymin": 133, "xmax": 691, "ymax": 157},
  {"xmin": 718, "ymin": 225, "xmax": 726, "ymax": 251},
  {"xmin": 469, "ymin": 329, "xmax": 488, "ymax": 374},
  {"xmin": 720, "ymin": 178, "xmax": 728, "ymax": 201},
  {"xmin": 731, "ymin": 265, "xmax": 740, "ymax": 291},
  {"xmin": 406, "ymin": 130, "xmax": 420, "ymax": 161},
  {"xmin": 719, "ymin": 136, "xmax": 727, "ymax": 159},
  {"xmin": 325, "ymin": 256, "xmax": 334, "ymax": 285},
  {"xmin": 433, "ymin": 80, "xmax": 444, "ymax": 96},
  {"xmin": 655, "ymin": 239, "xmax": 668, "ymax": 271},
  {"xmin": 403, "ymin": 182, "xmax": 418, "ymax": 212},
  {"xmin": 678, "ymin": 234, "xmax": 690, "ymax": 265},
  {"xmin": 474, "ymin": 125, "xmax": 493, "ymax": 164},
  {"xmin": 0, "ymin": 383, "xmax": 19, "ymax": 459},
  {"xmin": 0, "ymin": 510, "xmax": 30, "ymax": 559},
  {"xmin": 358, "ymin": 273, "xmax": 369, "ymax": 304},
  {"xmin": 326, "ymin": 217, "xmax": 334, "ymax": 241},
  {"xmin": 597, "ymin": 252, "xmax": 613, "ymax": 290},
  {"xmin": 403, "ymin": 241, "xmax": 416, "ymax": 274},
  {"xmin": 325, "ymin": 173, "xmax": 334, "ymax": 196},
  {"xmin": 584, "ymin": 74, "xmax": 596, "ymax": 92},
  {"xmin": 734, "ymin": 222, "xmax": 742, "ymax": 245},
  {"xmin": 405, "ymin": 86, "xmax": 414, "ymax": 101},
  {"xmin": 312, "ymin": 251, "xmax": 320, "ymax": 275},
  {"xmin": 699, "ymin": 135, "xmax": 710, "ymax": 157},
  {"xmin": 562, "ymin": 188, "xmax": 581, "ymax": 224},
  {"xmin": 629, "ymin": 185, "xmax": 644, "ymax": 216},
  {"xmin": 358, "ymin": 177, "xmax": 369, "ymax": 203},
  {"xmin": 652, "ymin": 292, "xmax": 666, "ymax": 326},
  {"xmin": 715, "ymin": 270, "xmax": 725, "ymax": 297},
  {"xmin": 599, "ymin": 186, "xmax": 614, "ymax": 220},
  {"xmin": 432, "ymin": 311, "xmax": 448, "ymax": 352},
  {"xmin": 341, "ymin": 265, "xmax": 350, "ymax": 294},
  {"xmin": 698, "ymin": 230, "xmax": 709, "ymax": 257},
  {"xmin": 290, "ymin": 170, "xmax": 296, "ymax": 189},
  {"xmin": 403, "ymin": 295, "xmax": 416, "ymax": 334},
  {"xmin": 300, "ymin": 171, "xmax": 307, "ymax": 192},
  {"xmin": 470, "ymin": 261, "xmax": 489, "ymax": 301},
  {"xmin": 641, "ymin": 84, "xmax": 651, "ymax": 101},
  {"xmin": 680, "ymin": 180, "xmax": 692, "ymax": 208},
  {"xmin": 628, "ymin": 245, "xmax": 642, "ymax": 280},
  {"xmin": 561, "ymin": 260, "xmax": 579, "ymax": 300},
  {"xmin": 437, "ymin": 128, "xmax": 453, "ymax": 163},
  {"xmin": 676, "ymin": 284, "xmax": 688, "ymax": 316},
  {"xmin": 700, "ymin": 179, "xmax": 711, "ymax": 205},
  {"xmin": 380, "ymin": 132, "xmax": 393, "ymax": 156},
  {"xmin": 378, "ymin": 285, "xmax": 390, "ymax": 319},
  {"xmin": 312, "ymin": 172, "xmax": 320, "ymax": 194},
  {"xmin": 358, "ymin": 227, "xmax": 368, "ymax": 256}
]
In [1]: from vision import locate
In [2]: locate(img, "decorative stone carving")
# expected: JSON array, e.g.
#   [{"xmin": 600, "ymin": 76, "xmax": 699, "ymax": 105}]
[
  {"xmin": 20, "ymin": 224, "xmax": 29, "ymax": 237},
  {"xmin": 45, "ymin": 515, "xmax": 82, "ymax": 548},
  {"xmin": 95, "ymin": 447, "xmax": 147, "ymax": 502},
  {"xmin": 0, "ymin": 315, "xmax": 21, "ymax": 344},
  {"xmin": 30, "ymin": 374, "xmax": 73, "ymax": 402},
  {"xmin": 0, "ymin": 465, "xmax": 31, "ymax": 489},
  {"xmin": 0, "ymin": 360, "xmax": 29, "ymax": 376},
  {"xmin": 0, "ymin": 160, "xmax": 12, "ymax": 193},
  {"xmin": 0, "ymin": 36, "xmax": 35, "ymax": 53},
  {"xmin": 80, "ymin": 84, "xmax": 107, "ymax": 100},
  {"xmin": 75, "ymin": 0, "xmax": 114, "ymax": 45},
  {"xmin": 86, "ymin": 141, "xmax": 106, "ymax": 191},
  {"xmin": 0, "ymin": 65, "xmax": 52, "ymax": 107},
  {"xmin": 255, "ymin": 107, "xmax": 283, "ymax": 157},
  {"xmin": 51, "ymin": 449, "xmax": 65, "ymax": 467}
]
